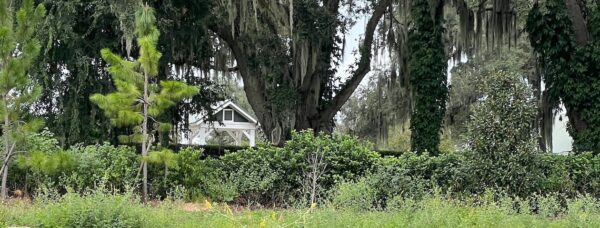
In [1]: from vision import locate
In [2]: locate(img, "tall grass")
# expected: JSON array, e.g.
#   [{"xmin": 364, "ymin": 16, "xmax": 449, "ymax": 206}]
[{"xmin": 1, "ymin": 191, "xmax": 600, "ymax": 227}]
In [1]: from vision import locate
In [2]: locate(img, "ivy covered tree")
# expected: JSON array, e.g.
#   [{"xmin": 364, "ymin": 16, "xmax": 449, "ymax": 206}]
[
  {"xmin": 527, "ymin": 0, "xmax": 600, "ymax": 153},
  {"xmin": 408, "ymin": 0, "xmax": 447, "ymax": 155},
  {"xmin": 90, "ymin": 5, "xmax": 199, "ymax": 202},
  {"xmin": 0, "ymin": 0, "xmax": 46, "ymax": 199}
]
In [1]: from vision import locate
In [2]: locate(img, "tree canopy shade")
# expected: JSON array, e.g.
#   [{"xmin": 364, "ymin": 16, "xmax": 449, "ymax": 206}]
[
  {"xmin": 0, "ymin": 0, "xmax": 46, "ymax": 199},
  {"xmin": 90, "ymin": 5, "xmax": 199, "ymax": 202},
  {"xmin": 207, "ymin": 0, "xmax": 392, "ymax": 144},
  {"xmin": 32, "ymin": 0, "xmax": 222, "ymax": 148}
]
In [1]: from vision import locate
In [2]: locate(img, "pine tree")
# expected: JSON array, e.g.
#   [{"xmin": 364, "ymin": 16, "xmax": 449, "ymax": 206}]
[
  {"xmin": 0, "ymin": 0, "xmax": 46, "ymax": 199},
  {"xmin": 90, "ymin": 4, "xmax": 199, "ymax": 202}
]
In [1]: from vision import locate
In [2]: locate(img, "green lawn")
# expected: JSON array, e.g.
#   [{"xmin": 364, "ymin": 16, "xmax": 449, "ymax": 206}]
[{"xmin": 1, "ymin": 194, "xmax": 599, "ymax": 227}]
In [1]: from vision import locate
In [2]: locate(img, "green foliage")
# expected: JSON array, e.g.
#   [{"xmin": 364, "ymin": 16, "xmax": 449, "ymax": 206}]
[
  {"xmin": 169, "ymin": 148, "xmax": 204, "ymax": 190},
  {"xmin": 465, "ymin": 70, "xmax": 542, "ymax": 196},
  {"xmin": 10, "ymin": 192, "xmax": 145, "ymax": 227},
  {"xmin": 2, "ymin": 193, "xmax": 600, "ymax": 227},
  {"xmin": 148, "ymin": 149, "xmax": 179, "ymax": 169},
  {"xmin": 194, "ymin": 131, "xmax": 380, "ymax": 204},
  {"xmin": 366, "ymin": 152, "xmax": 466, "ymax": 207},
  {"xmin": 204, "ymin": 145, "xmax": 292, "ymax": 203},
  {"xmin": 31, "ymin": 0, "xmax": 219, "ymax": 147},
  {"xmin": 408, "ymin": 0, "xmax": 447, "ymax": 155},
  {"xmin": 13, "ymin": 135, "xmax": 138, "ymax": 194},
  {"xmin": 538, "ymin": 152, "xmax": 600, "ymax": 197},
  {"xmin": 329, "ymin": 178, "xmax": 376, "ymax": 211},
  {"xmin": 526, "ymin": 0, "xmax": 600, "ymax": 154},
  {"xmin": 0, "ymin": 0, "xmax": 46, "ymax": 197},
  {"xmin": 6, "ymin": 131, "xmax": 600, "ymax": 208},
  {"xmin": 286, "ymin": 131, "xmax": 380, "ymax": 189},
  {"xmin": 447, "ymin": 45, "xmax": 535, "ymax": 147},
  {"xmin": 90, "ymin": 5, "xmax": 199, "ymax": 201},
  {"xmin": 63, "ymin": 144, "xmax": 139, "ymax": 192},
  {"xmin": 90, "ymin": 5, "xmax": 199, "ymax": 144}
]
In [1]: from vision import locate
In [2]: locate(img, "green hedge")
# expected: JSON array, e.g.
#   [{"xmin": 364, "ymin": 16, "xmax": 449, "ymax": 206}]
[
  {"xmin": 9, "ymin": 131, "xmax": 600, "ymax": 207},
  {"xmin": 167, "ymin": 144, "xmax": 249, "ymax": 157},
  {"xmin": 167, "ymin": 144, "xmax": 405, "ymax": 158}
]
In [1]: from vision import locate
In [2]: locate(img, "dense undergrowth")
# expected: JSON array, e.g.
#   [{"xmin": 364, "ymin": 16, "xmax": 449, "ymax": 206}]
[
  {"xmin": 2, "ymin": 130, "xmax": 600, "ymax": 227},
  {"xmin": 5, "ymin": 130, "xmax": 600, "ymax": 208}
]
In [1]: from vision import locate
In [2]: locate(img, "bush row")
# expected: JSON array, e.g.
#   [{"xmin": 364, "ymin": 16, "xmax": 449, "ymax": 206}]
[
  {"xmin": 165, "ymin": 144, "xmax": 405, "ymax": 158},
  {"xmin": 7, "ymin": 131, "xmax": 600, "ymax": 207}
]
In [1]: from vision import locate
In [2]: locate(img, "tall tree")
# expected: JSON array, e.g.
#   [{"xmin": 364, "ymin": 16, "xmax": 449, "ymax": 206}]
[
  {"xmin": 208, "ymin": 0, "xmax": 392, "ymax": 144},
  {"xmin": 90, "ymin": 5, "xmax": 199, "ymax": 201},
  {"xmin": 0, "ymin": 0, "xmax": 46, "ymax": 199}
]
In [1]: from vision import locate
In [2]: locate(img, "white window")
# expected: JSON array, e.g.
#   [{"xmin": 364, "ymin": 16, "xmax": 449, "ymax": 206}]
[{"xmin": 223, "ymin": 109, "xmax": 234, "ymax": 122}]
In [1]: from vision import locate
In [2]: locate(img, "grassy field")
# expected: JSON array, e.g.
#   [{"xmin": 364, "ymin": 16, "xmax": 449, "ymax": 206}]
[{"xmin": 1, "ymin": 193, "xmax": 599, "ymax": 227}]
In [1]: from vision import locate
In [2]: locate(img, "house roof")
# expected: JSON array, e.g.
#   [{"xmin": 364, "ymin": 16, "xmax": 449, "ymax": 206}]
[
  {"xmin": 190, "ymin": 100, "xmax": 258, "ymax": 125},
  {"xmin": 213, "ymin": 100, "xmax": 258, "ymax": 124}
]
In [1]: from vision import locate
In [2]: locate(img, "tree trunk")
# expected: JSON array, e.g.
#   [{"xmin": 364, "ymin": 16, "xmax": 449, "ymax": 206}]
[
  {"xmin": 2, "ymin": 99, "xmax": 10, "ymax": 199},
  {"xmin": 1, "ymin": 165, "xmax": 7, "ymax": 199},
  {"xmin": 142, "ymin": 72, "xmax": 149, "ymax": 203},
  {"xmin": 294, "ymin": 77, "xmax": 329, "ymax": 134},
  {"xmin": 563, "ymin": 0, "xmax": 589, "ymax": 135},
  {"xmin": 565, "ymin": 0, "xmax": 589, "ymax": 45}
]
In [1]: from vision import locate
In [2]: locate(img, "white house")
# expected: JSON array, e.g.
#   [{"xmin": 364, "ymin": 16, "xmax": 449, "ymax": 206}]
[{"xmin": 181, "ymin": 100, "xmax": 258, "ymax": 146}]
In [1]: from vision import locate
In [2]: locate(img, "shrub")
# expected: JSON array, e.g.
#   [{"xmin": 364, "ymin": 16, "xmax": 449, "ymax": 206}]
[
  {"xmin": 206, "ymin": 145, "xmax": 292, "ymax": 204},
  {"xmin": 165, "ymin": 148, "xmax": 207, "ymax": 200},
  {"xmin": 13, "ymin": 192, "xmax": 144, "ymax": 227},
  {"xmin": 8, "ymin": 129, "xmax": 600, "ymax": 207},
  {"xmin": 197, "ymin": 131, "xmax": 380, "ymax": 205},
  {"xmin": 8, "ymin": 131, "xmax": 65, "ymax": 194},
  {"xmin": 13, "ymin": 140, "xmax": 138, "ymax": 194},
  {"xmin": 368, "ymin": 155, "xmax": 431, "ymax": 204},
  {"xmin": 62, "ymin": 144, "xmax": 138, "ymax": 192},
  {"xmin": 538, "ymin": 153, "xmax": 600, "ymax": 197},
  {"xmin": 329, "ymin": 178, "xmax": 376, "ymax": 211},
  {"xmin": 465, "ymin": 70, "xmax": 543, "ymax": 196},
  {"xmin": 367, "ymin": 152, "xmax": 468, "ymax": 206},
  {"xmin": 286, "ymin": 131, "xmax": 380, "ymax": 203}
]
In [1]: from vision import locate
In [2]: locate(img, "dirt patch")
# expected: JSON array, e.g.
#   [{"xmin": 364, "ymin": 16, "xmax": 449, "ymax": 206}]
[{"xmin": 181, "ymin": 202, "xmax": 206, "ymax": 212}]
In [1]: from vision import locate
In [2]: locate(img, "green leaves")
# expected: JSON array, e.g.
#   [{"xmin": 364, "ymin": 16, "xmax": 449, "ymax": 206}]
[
  {"xmin": 159, "ymin": 80, "xmax": 200, "ymax": 100},
  {"xmin": 147, "ymin": 149, "xmax": 178, "ymax": 169},
  {"xmin": 526, "ymin": 0, "xmax": 600, "ymax": 154},
  {"xmin": 466, "ymin": 70, "xmax": 541, "ymax": 196},
  {"xmin": 408, "ymin": 0, "xmax": 447, "ymax": 155},
  {"xmin": 91, "ymin": 5, "xmax": 199, "ymax": 143},
  {"xmin": 0, "ymin": 0, "xmax": 46, "ymax": 190},
  {"xmin": 17, "ymin": 150, "xmax": 74, "ymax": 175},
  {"xmin": 134, "ymin": 5, "xmax": 157, "ymax": 38}
]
